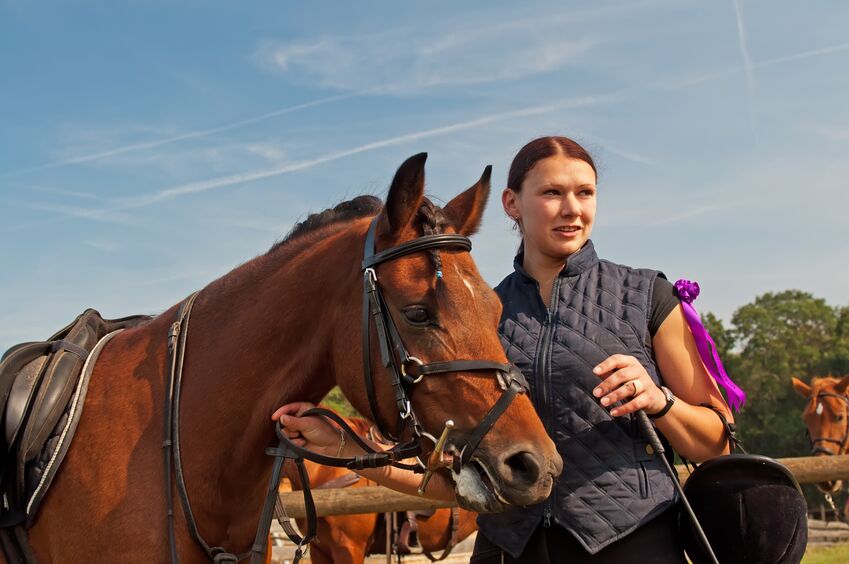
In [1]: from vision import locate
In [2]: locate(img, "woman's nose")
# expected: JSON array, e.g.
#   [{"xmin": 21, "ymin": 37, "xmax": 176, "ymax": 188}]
[{"xmin": 560, "ymin": 193, "xmax": 582, "ymax": 217}]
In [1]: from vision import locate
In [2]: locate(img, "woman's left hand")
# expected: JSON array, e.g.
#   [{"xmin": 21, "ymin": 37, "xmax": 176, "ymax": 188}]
[{"xmin": 592, "ymin": 354, "xmax": 667, "ymax": 417}]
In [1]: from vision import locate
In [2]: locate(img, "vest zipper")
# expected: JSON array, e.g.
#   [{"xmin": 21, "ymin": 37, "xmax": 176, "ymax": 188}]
[{"xmin": 534, "ymin": 277, "xmax": 561, "ymax": 528}]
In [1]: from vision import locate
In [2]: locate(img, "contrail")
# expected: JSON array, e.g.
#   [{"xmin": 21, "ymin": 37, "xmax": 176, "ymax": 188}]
[
  {"xmin": 758, "ymin": 41, "xmax": 849, "ymax": 67},
  {"xmin": 0, "ymin": 93, "xmax": 358, "ymax": 179},
  {"xmin": 732, "ymin": 0, "xmax": 757, "ymax": 136},
  {"xmin": 108, "ymin": 91, "xmax": 626, "ymax": 211}
]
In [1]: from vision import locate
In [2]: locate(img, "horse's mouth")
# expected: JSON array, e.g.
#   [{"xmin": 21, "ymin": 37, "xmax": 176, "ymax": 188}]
[
  {"xmin": 817, "ymin": 479, "xmax": 843, "ymax": 493},
  {"xmin": 450, "ymin": 456, "xmax": 509, "ymax": 513}
]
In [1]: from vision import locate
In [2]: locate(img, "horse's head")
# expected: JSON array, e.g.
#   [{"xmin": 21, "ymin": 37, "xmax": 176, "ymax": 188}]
[
  {"xmin": 338, "ymin": 153, "xmax": 562, "ymax": 512},
  {"xmin": 792, "ymin": 374, "xmax": 849, "ymax": 491}
]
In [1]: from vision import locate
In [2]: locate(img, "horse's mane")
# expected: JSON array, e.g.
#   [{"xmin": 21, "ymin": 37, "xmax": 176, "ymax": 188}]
[
  {"xmin": 269, "ymin": 195, "xmax": 383, "ymax": 254},
  {"xmin": 267, "ymin": 195, "xmax": 450, "ymax": 265}
]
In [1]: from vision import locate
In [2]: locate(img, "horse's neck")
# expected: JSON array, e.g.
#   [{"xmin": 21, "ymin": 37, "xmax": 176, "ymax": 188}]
[{"xmin": 173, "ymin": 222, "xmax": 365, "ymax": 542}]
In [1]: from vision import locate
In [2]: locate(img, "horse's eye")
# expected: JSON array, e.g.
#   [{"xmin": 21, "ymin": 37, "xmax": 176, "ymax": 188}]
[
  {"xmin": 403, "ymin": 306, "xmax": 430, "ymax": 326},
  {"xmin": 838, "ymin": 415, "xmax": 845, "ymax": 422}
]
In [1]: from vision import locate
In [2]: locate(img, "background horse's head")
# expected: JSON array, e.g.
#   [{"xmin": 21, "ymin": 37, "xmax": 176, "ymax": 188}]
[
  {"xmin": 335, "ymin": 153, "xmax": 562, "ymax": 512},
  {"xmin": 792, "ymin": 374, "xmax": 849, "ymax": 491}
]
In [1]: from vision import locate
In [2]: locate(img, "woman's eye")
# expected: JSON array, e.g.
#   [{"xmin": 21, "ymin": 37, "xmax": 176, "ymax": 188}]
[{"xmin": 403, "ymin": 307, "xmax": 430, "ymax": 325}]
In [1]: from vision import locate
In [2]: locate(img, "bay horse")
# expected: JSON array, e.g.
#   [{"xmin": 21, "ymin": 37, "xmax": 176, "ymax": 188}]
[
  {"xmin": 13, "ymin": 153, "xmax": 561, "ymax": 562},
  {"xmin": 282, "ymin": 415, "xmax": 477, "ymax": 564},
  {"xmin": 792, "ymin": 374, "xmax": 849, "ymax": 493}
]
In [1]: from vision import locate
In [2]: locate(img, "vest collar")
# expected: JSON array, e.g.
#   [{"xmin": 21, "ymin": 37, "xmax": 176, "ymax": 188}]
[{"xmin": 513, "ymin": 240, "xmax": 599, "ymax": 280}]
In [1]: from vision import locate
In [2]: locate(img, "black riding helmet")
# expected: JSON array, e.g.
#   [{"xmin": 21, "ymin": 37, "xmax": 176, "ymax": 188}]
[{"xmin": 679, "ymin": 454, "xmax": 808, "ymax": 564}]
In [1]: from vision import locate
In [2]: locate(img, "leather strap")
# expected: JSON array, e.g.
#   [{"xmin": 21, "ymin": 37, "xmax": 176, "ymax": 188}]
[
  {"xmin": 362, "ymin": 234, "xmax": 471, "ymax": 269},
  {"xmin": 423, "ymin": 506, "xmax": 461, "ymax": 562}
]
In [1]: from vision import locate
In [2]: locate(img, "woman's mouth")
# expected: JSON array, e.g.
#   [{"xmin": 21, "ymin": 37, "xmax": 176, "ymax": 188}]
[{"xmin": 553, "ymin": 225, "xmax": 581, "ymax": 238}]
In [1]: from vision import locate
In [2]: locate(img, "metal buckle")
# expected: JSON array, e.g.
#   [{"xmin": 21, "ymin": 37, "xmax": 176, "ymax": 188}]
[
  {"xmin": 400, "ymin": 400, "xmax": 412, "ymax": 420},
  {"xmin": 364, "ymin": 267, "xmax": 378, "ymax": 284},
  {"xmin": 401, "ymin": 356, "xmax": 424, "ymax": 383}
]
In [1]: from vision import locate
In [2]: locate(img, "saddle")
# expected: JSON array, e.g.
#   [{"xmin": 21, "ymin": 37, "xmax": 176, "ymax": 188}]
[{"xmin": 0, "ymin": 309, "xmax": 150, "ymax": 527}]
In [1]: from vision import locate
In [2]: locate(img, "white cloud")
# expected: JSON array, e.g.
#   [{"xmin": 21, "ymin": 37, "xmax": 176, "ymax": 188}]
[
  {"xmin": 804, "ymin": 123, "xmax": 849, "ymax": 142},
  {"xmin": 85, "ymin": 240, "xmax": 119, "ymax": 252},
  {"xmin": 254, "ymin": 25, "xmax": 598, "ymax": 94}
]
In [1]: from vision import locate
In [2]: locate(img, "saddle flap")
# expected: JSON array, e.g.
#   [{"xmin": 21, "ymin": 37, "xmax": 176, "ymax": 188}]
[
  {"xmin": 20, "ymin": 311, "xmax": 108, "ymax": 463},
  {"xmin": 5, "ymin": 356, "xmax": 49, "ymax": 450},
  {"xmin": 0, "ymin": 342, "xmax": 52, "ymax": 451}
]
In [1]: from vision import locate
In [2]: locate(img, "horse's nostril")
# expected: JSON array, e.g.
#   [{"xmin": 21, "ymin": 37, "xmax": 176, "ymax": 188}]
[{"xmin": 504, "ymin": 451, "xmax": 542, "ymax": 485}]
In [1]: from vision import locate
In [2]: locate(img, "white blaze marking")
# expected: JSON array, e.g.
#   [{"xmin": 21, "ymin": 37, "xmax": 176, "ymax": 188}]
[
  {"xmin": 817, "ymin": 402, "xmax": 824, "ymax": 415},
  {"xmin": 454, "ymin": 264, "xmax": 475, "ymax": 298}
]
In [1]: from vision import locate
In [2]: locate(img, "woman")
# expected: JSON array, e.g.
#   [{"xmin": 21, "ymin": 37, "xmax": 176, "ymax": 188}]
[{"xmin": 273, "ymin": 136, "xmax": 735, "ymax": 562}]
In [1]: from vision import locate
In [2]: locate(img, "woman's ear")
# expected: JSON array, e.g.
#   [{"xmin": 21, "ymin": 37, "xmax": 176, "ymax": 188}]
[{"xmin": 502, "ymin": 187, "xmax": 520, "ymax": 223}]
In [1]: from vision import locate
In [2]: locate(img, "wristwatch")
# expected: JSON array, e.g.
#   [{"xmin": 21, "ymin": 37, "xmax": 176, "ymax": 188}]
[{"xmin": 648, "ymin": 386, "xmax": 675, "ymax": 420}]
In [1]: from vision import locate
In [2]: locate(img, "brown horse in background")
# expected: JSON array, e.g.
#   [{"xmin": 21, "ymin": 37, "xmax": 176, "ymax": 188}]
[
  {"xmin": 792, "ymin": 374, "xmax": 849, "ymax": 493},
  {"xmin": 283, "ymin": 415, "xmax": 477, "ymax": 564},
  {"xmin": 12, "ymin": 154, "xmax": 560, "ymax": 562}
]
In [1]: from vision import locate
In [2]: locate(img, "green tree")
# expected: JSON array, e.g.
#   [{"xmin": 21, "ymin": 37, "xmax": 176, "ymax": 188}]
[
  {"xmin": 825, "ymin": 305, "xmax": 849, "ymax": 374},
  {"xmin": 320, "ymin": 386, "xmax": 360, "ymax": 418},
  {"xmin": 701, "ymin": 311, "xmax": 734, "ymax": 361},
  {"xmin": 729, "ymin": 290, "xmax": 837, "ymax": 458}
]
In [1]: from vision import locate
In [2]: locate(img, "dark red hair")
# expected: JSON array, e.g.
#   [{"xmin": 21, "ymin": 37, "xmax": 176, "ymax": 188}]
[{"xmin": 507, "ymin": 136, "xmax": 597, "ymax": 192}]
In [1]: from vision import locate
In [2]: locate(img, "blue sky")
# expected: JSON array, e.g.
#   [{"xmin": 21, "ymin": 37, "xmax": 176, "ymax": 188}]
[{"xmin": 2, "ymin": 1, "xmax": 848, "ymax": 351}]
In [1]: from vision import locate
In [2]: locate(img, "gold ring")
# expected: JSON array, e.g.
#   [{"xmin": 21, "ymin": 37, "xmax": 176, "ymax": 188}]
[{"xmin": 631, "ymin": 379, "xmax": 642, "ymax": 396}]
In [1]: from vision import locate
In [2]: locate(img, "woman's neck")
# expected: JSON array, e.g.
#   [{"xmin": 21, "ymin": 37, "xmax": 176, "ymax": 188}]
[{"xmin": 522, "ymin": 244, "xmax": 567, "ymax": 308}]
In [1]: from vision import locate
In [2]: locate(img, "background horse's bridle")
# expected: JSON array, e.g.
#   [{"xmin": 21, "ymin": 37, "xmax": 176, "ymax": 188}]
[{"xmin": 162, "ymin": 216, "xmax": 529, "ymax": 563}]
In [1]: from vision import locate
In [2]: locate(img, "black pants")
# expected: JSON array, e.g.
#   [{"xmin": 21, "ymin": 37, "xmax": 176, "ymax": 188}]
[{"xmin": 470, "ymin": 509, "xmax": 687, "ymax": 563}]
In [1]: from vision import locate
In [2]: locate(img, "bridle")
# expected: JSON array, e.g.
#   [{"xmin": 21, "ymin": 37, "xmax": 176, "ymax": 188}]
[{"xmin": 161, "ymin": 216, "xmax": 530, "ymax": 563}]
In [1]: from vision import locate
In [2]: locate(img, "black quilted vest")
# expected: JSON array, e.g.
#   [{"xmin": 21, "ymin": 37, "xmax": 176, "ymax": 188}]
[{"xmin": 478, "ymin": 240, "xmax": 677, "ymax": 557}]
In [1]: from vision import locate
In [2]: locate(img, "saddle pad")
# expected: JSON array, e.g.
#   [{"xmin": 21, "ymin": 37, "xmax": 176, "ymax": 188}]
[{"xmin": 24, "ymin": 329, "xmax": 123, "ymax": 523}]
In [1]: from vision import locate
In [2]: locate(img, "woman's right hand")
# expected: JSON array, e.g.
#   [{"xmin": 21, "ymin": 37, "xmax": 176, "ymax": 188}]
[{"xmin": 271, "ymin": 402, "xmax": 344, "ymax": 456}]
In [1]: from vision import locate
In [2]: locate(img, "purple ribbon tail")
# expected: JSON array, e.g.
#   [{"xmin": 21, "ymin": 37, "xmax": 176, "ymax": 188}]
[{"xmin": 679, "ymin": 301, "xmax": 746, "ymax": 411}]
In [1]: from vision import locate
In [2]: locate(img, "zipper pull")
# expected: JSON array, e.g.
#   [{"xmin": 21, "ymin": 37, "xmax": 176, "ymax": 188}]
[{"xmin": 543, "ymin": 507, "xmax": 552, "ymax": 528}]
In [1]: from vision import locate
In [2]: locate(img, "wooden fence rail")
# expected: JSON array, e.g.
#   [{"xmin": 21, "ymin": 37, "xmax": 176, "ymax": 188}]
[{"xmin": 276, "ymin": 454, "xmax": 849, "ymax": 519}]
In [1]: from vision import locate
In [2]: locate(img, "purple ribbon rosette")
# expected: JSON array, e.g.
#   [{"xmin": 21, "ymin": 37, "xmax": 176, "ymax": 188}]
[{"xmin": 673, "ymin": 279, "xmax": 746, "ymax": 411}]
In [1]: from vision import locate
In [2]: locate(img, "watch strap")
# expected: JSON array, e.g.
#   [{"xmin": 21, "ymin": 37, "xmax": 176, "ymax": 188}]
[{"xmin": 648, "ymin": 386, "xmax": 675, "ymax": 420}]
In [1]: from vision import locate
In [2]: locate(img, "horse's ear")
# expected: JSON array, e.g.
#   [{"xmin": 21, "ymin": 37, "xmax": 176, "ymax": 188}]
[
  {"xmin": 835, "ymin": 374, "xmax": 849, "ymax": 394},
  {"xmin": 379, "ymin": 153, "xmax": 428, "ymax": 240},
  {"xmin": 443, "ymin": 165, "xmax": 492, "ymax": 236},
  {"xmin": 792, "ymin": 377, "xmax": 812, "ymax": 398}
]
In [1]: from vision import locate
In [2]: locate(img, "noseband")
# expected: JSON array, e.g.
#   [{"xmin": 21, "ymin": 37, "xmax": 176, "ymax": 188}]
[{"xmin": 162, "ymin": 216, "xmax": 529, "ymax": 563}]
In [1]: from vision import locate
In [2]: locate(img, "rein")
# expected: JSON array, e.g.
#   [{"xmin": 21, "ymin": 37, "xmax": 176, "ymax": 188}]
[{"xmin": 162, "ymin": 216, "xmax": 529, "ymax": 563}]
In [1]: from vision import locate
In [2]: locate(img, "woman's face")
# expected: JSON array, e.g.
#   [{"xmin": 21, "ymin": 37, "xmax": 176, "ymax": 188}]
[{"xmin": 503, "ymin": 154, "xmax": 597, "ymax": 262}]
